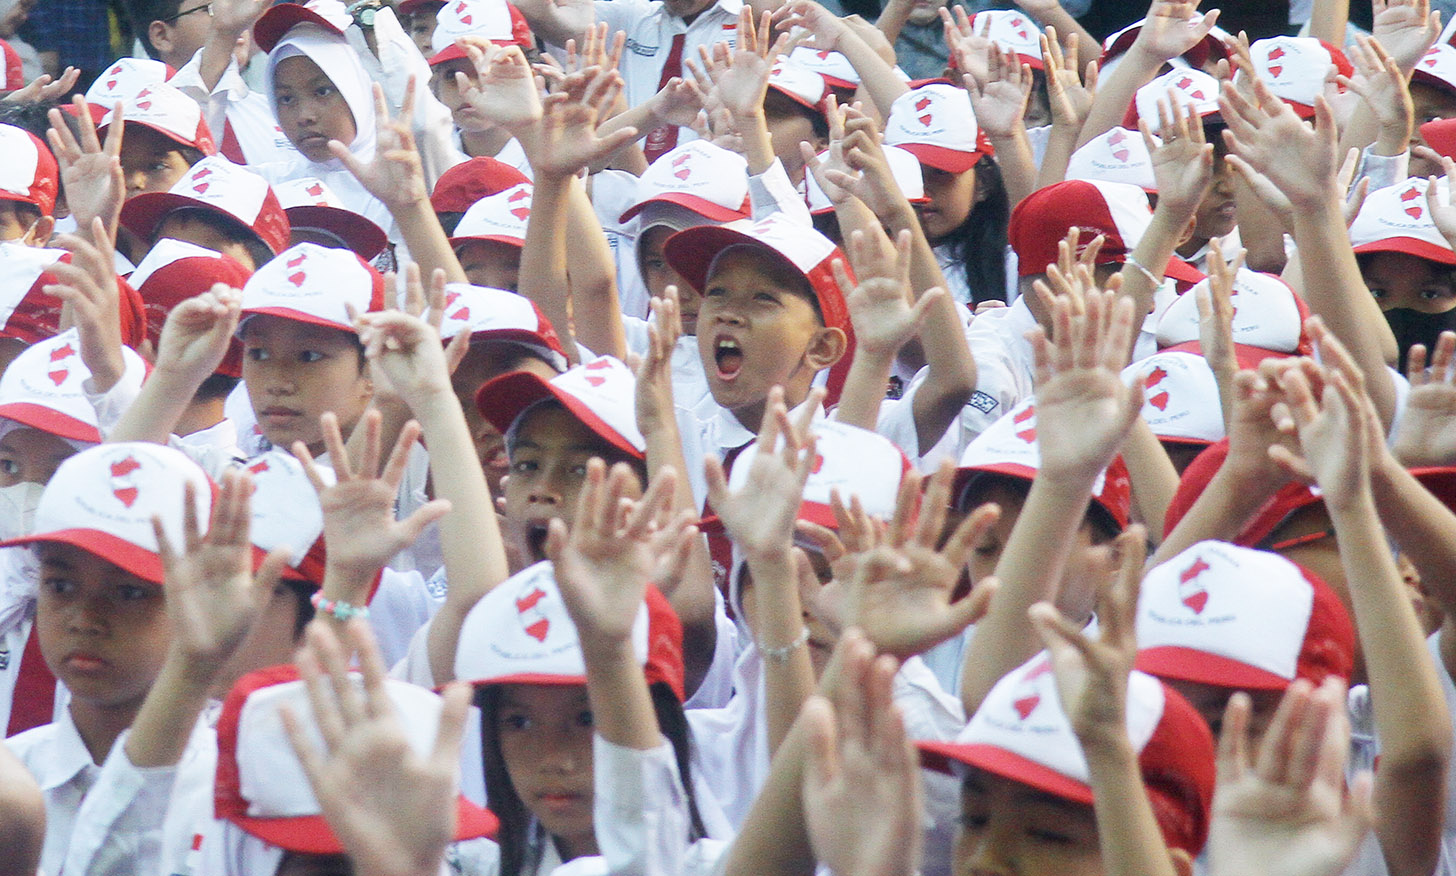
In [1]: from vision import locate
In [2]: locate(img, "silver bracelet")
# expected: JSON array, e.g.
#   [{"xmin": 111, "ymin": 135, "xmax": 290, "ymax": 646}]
[
  {"xmin": 759, "ymin": 626, "xmax": 810, "ymax": 664},
  {"xmin": 1123, "ymin": 256, "xmax": 1163, "ymax": 285}
]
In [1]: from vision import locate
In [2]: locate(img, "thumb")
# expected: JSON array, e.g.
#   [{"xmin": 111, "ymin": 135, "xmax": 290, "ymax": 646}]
[
  {"xmin": 801, "ymin": 695, "xmax": 842, "ymax": 792},
  {"xmin": 398, "ymin": 498, "xmax": 453, "ymax": 545}
]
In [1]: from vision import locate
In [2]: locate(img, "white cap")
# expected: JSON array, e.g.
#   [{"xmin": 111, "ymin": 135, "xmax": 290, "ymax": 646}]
[
  {"xmin": 1156, "ymin": 267, "xmax": 1310, "ymax": 354},
  {"xmin": 884, "ymin": 84, "xmax": 990, "ymax": 174},
  {"xmin": 1133, "ymin": 68, "xmax": 1221, "ymax": 126},
  {"xmin": 120, "ymin": 155, "xmax": 291, "ymax": 256},
  {"xmin": 767, "ymin": 58, "xmax": 828, "ymax": 111},
  {"xmin": 620, "ymin": 140, "xmax": 750, "ymax": 224},
  {"xmin": 429, "ymin": 0, "xmax": 533, "ymax": 61},
  {"xmin": 437, "ymin": 283, "xmax": 569, "ymax": 371},
  {"xmin": 86, "ymin": 58, "xmax": 172, "ymax": 107},
  {"xmin": 1067, "ymin": 127, "xmax": 1158, "ymax": 191},
  {"xmin": 241, "ymin": 242, "xmax": 385, "ymax": 331},
  {"xmin": 1415, "ymin": 43, "xmax": 1456, "ymax": 96},
  {"xmin": 1239, "ymin": 37, "xmax": 1350, "ymax": 115},
  {"xmin": 0, "ymin": 327, "xmax": 143, "ymax": 444},
  {"xmin": 449, "ymin": 182, "xmax": 532, "ymax": 248},
  {"xmin": 242, "ymin": 451, "xmax": 330, "ymax": 572},
  {"xmin": 787, "ymin": 46, "xmax": 860, "ymax": 89},
  {"xmin": 806, "ymin": 144, "xmax": 927, "ymax": 214},
  {"xmin": 968, "ymin": 10, "xmax": 1044, "ymax": 67},
  {"xmin": 1348, "ymin": 177, "xmax": 1456, "ymax": 265},
  {"xmin": 476, "ymin": 355, "xmax": 645, "ymax": 459},
  {"xmin": 99, "ymin": 80, "xmax": 215, "ymax": 154},
  {"xmin": 1121, "ymin": 349, "xmax": 1223, "ymax": 445}
]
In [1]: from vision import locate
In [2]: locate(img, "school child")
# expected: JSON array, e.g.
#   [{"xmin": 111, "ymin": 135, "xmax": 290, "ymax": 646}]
[
  {"xmin": 426, "ymin": 0, "xmax": 538, "ymax": 170},
  {"xmin": 402, "ymin": 0, "xmax": 450, "ymax": 56},
  {"xmin": 448, "ymin": 181, "xmax": 530, "ymax": 291},
  {"xmin": 96, "ymin": 79, "xmax": 217, "ymax": 202},
  {"xmin": 430, "ymin": 156, "xmax": 530, "ymax": 236},
  {"xmin": 0, "ymin": 124, "xmax": 56, "ymax": 244},
  {"xmin": 273, "ymin": 176, "xmax": 389, "ymax": 260}
]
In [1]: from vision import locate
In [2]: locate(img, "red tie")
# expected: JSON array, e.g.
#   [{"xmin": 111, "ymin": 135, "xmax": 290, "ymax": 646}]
[
  {"xmin": 219, "ymin": 118, "xmax": 247, "ymax": 164},
  {"xmin": 643, "ymin": 33, "xmax": 687, "ymax": 164},
  {"xmin": 7, "ymin": 623, "xmax": 55, "ymax": 736}
]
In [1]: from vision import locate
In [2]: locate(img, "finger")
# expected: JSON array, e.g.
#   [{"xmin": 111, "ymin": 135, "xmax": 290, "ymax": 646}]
[
  {"xmin": 381, "ymin": 420, "xmax": 423, "ymax": 490},
  {"xmin": 432, "ymin": 682, "xmax": 474, "ymax": 771},
  {"xmin": 1217, "ymin": 691, "xmax": 1253, "ymax": 786},
  {"xmin": 914, "ymin": 460, "xmax": 955, "ymax": 549}
]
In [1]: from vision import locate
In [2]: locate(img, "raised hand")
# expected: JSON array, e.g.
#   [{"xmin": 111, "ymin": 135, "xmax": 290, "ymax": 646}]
[
  {"xmin": 690, "ymin": 7, "xmax": 792, "ymax": 122},
  {"xmin": 1141, "ymin": 91, "xmax": 1213, "ymax": 218},
  {"xmin": 42, "ymin": 220, "xmax": 125, "ymax": 390},
  {"xmin": 1337, "ymin": 34, "xmax": 1414, "ymax": 155},
  {"xmin": 800, "ymin": 630, "xmax": 922, "ymax": 876},
  {"xmin": 1027, "ymin": 275, "xmax": 1143, "ymax": 481},
  {"xmin": 331, "ymin": 82, "xmax": 428, "ymax": 209},
  {"xmin": 1395, "ymin": 332, "xmax": 1456, "ymax": 466},
  {"xmin": 353, "ymin": 299, "xmax": 466, "ymax": 405},
  {"xmin": 1196, "ymin": 237, "xmax": 1242, "ymax": 426},
  {"xmin": 154, "ymin": 283, "xmax": 243, "ymax": 384},
  {"xmin": 283, "ymin": 620, "xmax": 471, "ymax": 876},
  {"xmin": 1220, "ymin": 75, "xmax": 1340, "ymax": 211},
  {"xmin": 155, "ymin": 469, "xmax": 289, "ymax": 667},
  {"xmin": 773, "ymin": 0, "xmax": 850, "ymax": 54},
  {"xmin": 1266, "ymin": 346, "xmax": 1372, "ymax": 509},
  {"xmin": 634, "ymin": 285, "xmax": 683, "ymax": 436},
  {"xmin": 1029, "ymin": 525, "xmax": 1146, "ymax": 741},
  {"xmin": 525, "ymin": 65, "xmax": 637, "ymax": 177},
  {"xmin": 834, "ymin": 227, "xmax": 942, "ymax": 359},
  {"xmin": 839, "ymin": 462, "xmax": 999, "ymax": 659},
  {"xmin": 802, "ymin": 95, "xmax": 854, "ymax": 207},
  {"xmin": 546, "ymin": 462, "xmax": 689, "ymax": 647},
  {"xmin": 648, "ymin": 75, "xmax": 705, "ymax": 129},
  {"xmin": 1371, "ymin": 0, "xmax": 1442, "ymax": 71},
  {"xmin": 704, "ymin": 386, "xmax": 822, "ymax": 560},
  {"xmin": 46, "ymin": 97, "xmax": 123, "ymax": 237},
  {"xmin": 940, "ymin": 6, "xmax": 992, "ymax": 86},
  {"xmin": 1128, "ymin": 0, "xmax": 1219, "ymax": 63},
  {"xmin": 1041, "ymin": 25, "xmax": 1097, "ymax": 129},
  {"xmin": 965, "ymin": 44, "xmax": 1032, "ymax": 139},
  {"xmin": 4, "ymin": 67, "xmax": 80, "ymax": 104},
  {"xmin": 293, "ymin": 411, "xmax": 452, "ymax": 589},
  {"xmin": 456, "ymin": 41, "xmax": 544, "ymax": 132},
  {"xmin": 1205, "ymin": 678, "xmax": 1374, "ymax": 876},
  {"xmin": 209, "ymin": 0, "xmax": 272, "ymax": 38}
]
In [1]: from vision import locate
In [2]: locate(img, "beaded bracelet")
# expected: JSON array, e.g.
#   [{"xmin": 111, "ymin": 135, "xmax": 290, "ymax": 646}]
[
  {"xmin": 311, "ymin": 591, "xmax": 371, "ymax": 622},
  {"xmin": 759, "ymin": 626, "xmax": 810, "ymax": 665}
]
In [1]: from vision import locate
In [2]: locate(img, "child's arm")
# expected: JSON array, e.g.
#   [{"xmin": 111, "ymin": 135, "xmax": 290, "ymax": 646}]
[
  {"xmin": 1030, "ymin": 525, "xmax": 1181, "ymax": 876},
  {"xmin": 704, "ymin": 387, "xmax": 822, "ymax": 755},
  {"xmin": 1033, "ymin": 28, "xmax": 1100, "ymax": 190},
  {"xmin": 1120, "ymin": 418, "xmax": 1178, "ymax": 547},
  {"xmin": 351, "ymin": 306, "xmax": 509, "ymax": 685},
  {"xmin": 0, "ymin": 740, "xmax": 43, "ymax": 876},
  {"xmin": 1011, "ymin": 0, "xmax": 1101, "ymax": 64},
  {"xmin": 292, "ymin": 411, "xmax": 453, "ymax": 627},
  {"xmin": 634, "ymin": 286, "xmax": 719, "ymax": 695},
  {"xmin": 1206, "ymin": 678, "xmax": 1374, "ymax": 876},
  {"xmin": 197, "ymin": 0, "xmax": 269, "ymax": 93},
  {"xmin": 41, "ymin": 223, "xmax": 127, "ymax": 395},
  {"xmin": 508, "ymin": 0, "xmax": 595, "ymax": 49},
  {"xmin": 331, "ymin": 83, "xmax": 468, "ymax": 286},
  {"xmin": 516, "ymin": 65, "xmax": 637, "ymax": 362},
  {"xmin": 1334, "ymin": 0, "xmax": 1439, "ymax": 156},
  {"xmin": 1074, "ymin": 0, "xmax": 1218, "ymax": 150},
  {"xmin": 689, "ymin": 8, "xmax": 789, "ymax": 177},
  {"xmin": 964, "ymin": 46, "xmax": 1037, "ymax": 207},
  {"xmin": 1220, "ymin": 77, "xmax": 1400, "ymax": 427},
  {"xmin": 1198, "ymin": 238, "xmax": 1242, "ymax": 428},
  {"xmin": 283, "ymin": 620, "xmax": 471, "ymax": 876},
  {"xmin": 109, "ymin": 286, "xmax": 242, "ymax": 444},
  {"xmin": 1271, "ymin": 340, "xmax": 1453, "ymax": 876},
  {"xmin": 830, "ymin": 228, "xmax": 943, "ymax": 431},
  {"xmin": 46, "ymin": 97, "xmax": 123, "ymax": 245},
  {"xmin": 774, "ymin": 1, "xmax": 909, "ymax": 117},
  {"xmin": 959, "ymin": 275, "xmax": 1143, "ymax": 715},
  {"xmin": 125, "ymin": 470, "xmax": 291, "ymax": 767}
]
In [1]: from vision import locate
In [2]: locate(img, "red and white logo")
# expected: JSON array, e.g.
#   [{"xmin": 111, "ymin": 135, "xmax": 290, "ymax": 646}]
[
  {"xmin": 47, "ymin": 341, "xmax": 75, "ymax": 386},
  {"xmin": 1108, "ymin": 128, "xmax": 1130, "ymax": 162},
  {"xmin": 455, "ymin": 0, "xmax": 472, "ymax": 24},
  {"xmin": 508, "ymin": 187, "xmax": 531, "ymax": 221},
  {"xmin": 1267, "ymin": 45, "xmax": 1286, "ymax": 78},
  {"xmin": 1011, "ymin": 656, "xmax": 1053, "ymax": 719},
  {"xmin": 135, "ymin": 87, "xmax": 153, "ymax": 111},
  {"xmin": 1013, "ymin": 404, "xmax": 1036, "ymax": 443},
  {"xmin": 285, "ymin": 251, "xmax": 307, "ymax": 287},
  {"xmin": 915, "ymin": 95, "xmax": 933, "ymax": 127},
  {"xmin": 1146, "ymin": 366, "xmax": 1170, "ymax": 411},
  {"xmin": 583, "ymin": 357, "xmax": 613, "ymax": 387},
  {"xmin": 1401, "ymin": 185, "xmax": 1424, "ymax": 219},
  {"xmin": 672, "ymin": 151, "xmax": 692, "ymax": 180},
  {"xmin": 109, "ymin": 455, "xmax": 142, "ymax": 508},
  {"xmin": 515, "ymin": 585, "xmax": 550, "ymax": 642},
  {"xmin": 1178, "ymin": 556, "xmax": 1211, "ymax": 614}
]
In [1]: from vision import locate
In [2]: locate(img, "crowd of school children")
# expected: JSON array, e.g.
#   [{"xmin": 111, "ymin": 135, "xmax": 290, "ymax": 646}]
[{"xmin": 6, "ymin": 0, "xmax": 1456, "ymax": 874}]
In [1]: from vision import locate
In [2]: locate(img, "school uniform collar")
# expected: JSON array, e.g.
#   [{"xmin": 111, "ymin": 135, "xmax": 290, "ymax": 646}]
[
  {"xmin": 710, "ymin": 396, "xmax": 825, "ymax": 455},
  {"xmin": 31, "ymin": 707, "xmax": 99, "ymax": 792},
  {"xmin": 660, "ymin": 0, "xmax": 741, "ymax": 29}
]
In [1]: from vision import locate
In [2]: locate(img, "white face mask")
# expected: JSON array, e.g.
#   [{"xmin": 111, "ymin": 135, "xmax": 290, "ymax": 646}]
[{"xmin": 0, "ymin": 481, "xmax": 44, "ymax": 541}]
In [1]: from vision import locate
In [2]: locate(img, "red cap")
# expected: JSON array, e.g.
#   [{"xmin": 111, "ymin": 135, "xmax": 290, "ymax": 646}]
[
  {"xmin": 0, "ymin": 245, "xmax": 143, "ymax": 348},
  {"xmin": 476, "ymin": 355, "xmax": 645, "ymax": 461},
  {"xmin": 128, "ymin": 239, "xmax": 253, "ymax": 377},
  {"xmin": 0, "ymin": 125, "xmax": 58, "ymax": 217},
  {"xmin": 1009, "ymin": 179, "xmax": 1153, "ymax": 277},
  {"xmin": 1160, "ymin": 438, "xmax": 1320, "ymax": 547},
  {"xmin": 0, "ymin": 39, "xmax": 21, "ymax": 91},
  {"xmin": 272, "ymin": 177, "xmax": 388, "ymax": 260},
  {"xmin": 430, "ymin": 156, "xmax": 531, "ymax": 214},
  {"xmin": 254, "ymin": 0, "xmax": 352, "ymax": 54},
  {"xmin": 1101, "ymin": 19, "xmax": 1229, "ymax": 68},
  {"xmin": 215, "ymin": 664, "xmax": 499, "ymax": 852},
  {"xmin": 1420, "ymin": 117, "xmax": 1456, "ymax": 160}
]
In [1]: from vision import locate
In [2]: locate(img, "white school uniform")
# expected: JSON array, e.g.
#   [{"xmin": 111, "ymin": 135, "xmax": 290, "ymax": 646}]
[{"xmin": 590, "ymin": 0, "xmax": 742, "ymax": 121}]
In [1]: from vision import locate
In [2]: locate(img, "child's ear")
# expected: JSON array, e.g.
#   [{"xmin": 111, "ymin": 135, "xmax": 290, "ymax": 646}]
[
  {"xmin": 805, "ymin": 326, "xmax": 848, "ymax": 371},
  {"xmin": 147, "ymin": 20, "xmax": 175, "ymax": 56},
  {"xmin": 1168, "ymin": 847, "xmax": 1195, "ymax": 876}
]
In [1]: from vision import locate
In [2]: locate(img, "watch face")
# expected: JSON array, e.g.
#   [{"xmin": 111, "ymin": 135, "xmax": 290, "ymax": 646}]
[{"xmin": 355, "ymin": 7, "xmax": 376, "ymax": 26}]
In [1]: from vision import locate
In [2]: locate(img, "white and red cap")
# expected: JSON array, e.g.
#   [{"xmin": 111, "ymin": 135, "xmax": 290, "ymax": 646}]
[
  {"xmin": 619, "ymin": 140, "xmax": 751, "ymax": 224},
  {"xmin": 966, "ymin": 10, "xmax": 1044, "ymax": 69},
  {"xmin": 430, "ymin": 156, "xmax": 530, "ymax": 214},
  {"xmin": 99, "ymin": 80, "xmax": 216, "ymax": 155},
  {"xmin": 216, "ymin": 663, "xmax": 499, "ymax": 852},
  {"xmin": 240, "ymin": 242, "xmax": 385, "ymax": 332},
  {"xmin": 918, "ymin": 653, "xmax": 1216, "ymax": 855},
  {"xmin": 428, "ymin": 0, "xmax": 534, "ymax": 65},
  {"xmin": 1349, "ymin": 177, "xmax": 1456, "ymax": 265},
  {"xmin": 788, "ymin": 46, "xmax": 860, "ymax": 91},
  {"xmin": 1414, "ymin": 44, "xmax": 1456, "ymax": 97},
  {"xmin": 254, "ymin": 0, "xmax": 353, "ymax": 54},
  {"xmin": 241, "ymin": 451, "xmax": 330, "ymax": 585},
  {"xmin": 273, "ymin": 177, "xmax": 388, "ymax": 260},
  {"xmin": 1130, "ymin": 68, "xmax": 1221, "ymax": 128},
  {"xmin": 1101, "ymin": 18, "xmax": 1229, "ymax": 68},
  {"xmin": 437, "ymin": 283, "xmax": 569, "ymax": 371},
  {"xmin": 0, "ymin": 125, "xmax": 57, "ymax": 217},
  {"xmin": 128, "ymin": 238, "xmax": 253, "ymax": 377},
  {"xmin": 0, "ymin": 39, "xmax": 20, "ymax": 92},
  {"xmin": 85, "ymin": 57, "xmax": 174, "ymax": 108},
  {"xmin": 1422, "ymin": 117, "xmax": 1456, "ymax": 160},
  {"xmin": 121, "ymin": 156, "xmax": 292, "ymax": 256},
  {"xmin": 955, "ymin": 396, "xmax": 1131, "ymax": 530},
  {"xmin": 1239, "ymin": 37, "xmax": 1351, "ymax": 119},
  {"xmin": 455, "ymin": 560, "xmax": 685, "ymax": 698},
  {"xmin": 767, "ymin": 58, "xmax": 828, "ymax": 113},
  {"xmin": 884, "ymin": 83, "xmax": 993, "ymax": 174},
  {"xmin": 806, "ymin": 144, "xmax": 927, "ymax": 214},
  {"xmin": 1136, "ymin": 540, "xmax": 1355, "ymax": 690},
  {"xmin": 1123, "ymin": 349, "xmax": 1223, "ymax": 447},
  {"xmin": 0, "ymin": 327, "xmax": 143, "ymax": 444},
  {"xmin": 1066, "ymin": 126, "xmax": 1158, "ymax": 192},
  {"xmin": 0, "ymin": 244, "xmax": 72, "ymax": 344},
  {"xmin": 476, "ymin": 355, "xmax": 645, "ymax": 460},
  {"xmin": 663, "ymin": 213, "xmax": 853, "ymax": 336},
  {"xmin": 1156, "ymin": 267, "xmax": 1313, "ymax": 354},
  {"xmin": 1008, "ymin": 179, "xmax": 1152, "ymax": 277},
  {"xmin": 448, "ymin": 182, "xmax": 532, "ymax": 249},
  {"xmin": 0, "ymin": 442, "xmax": 211, "ymax": 583}
]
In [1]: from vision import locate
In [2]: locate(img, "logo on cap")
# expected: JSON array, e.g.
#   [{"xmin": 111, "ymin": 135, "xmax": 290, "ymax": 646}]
[
  {"xmin": 1175, "ymin": 76, "xmax": 1207, "ymax": 100},
  {"xmin": 515, "ymin": 584, "xmax": 550, "ymax": 642},
  {"xmin": 1179, "ymin": 556, "xmax": 1211, "ymax": 614},
  {"xmin": 1010, "ymin": 15, "xmax": 1028, "ymax": 38},
  {"xmin": 135, "ymin": 87, "xmax": 153, "ymax": 110},
  {"xmin": 1401, "ymin": 185, "xmax": 1424, "ymax": 219},
  {"xmin": 915, "ymin": 95, "xmax": 933, "ymax": 126},
  {"xmin": 1146, "ymin": 366, "xmax": 1170, "ymax": 411},
  {"xmin": 286, "ymin": 251, "xmax": 307, "ymax": 287},
  {"xmin": 1108, "ymin": 128, "xmax": 1130, "ymax": 161},
  {"xmin": 583, "ymin": 357, "xmax": 612, "ymax": 387},
  {"xmin": 248, "ymin": 459, "xmax": 270, "ymax": 475},
  {"xmin": 1013, "ymin": 404, "xmax": 1036, "ymax": 443},
  {"xmin": 455, "ymin": 0, "xmax": 472, "ymax": 24},
  {"xmin": 110, "ymin": 455, "xmax": 142, "ymax": 508},
  {"xmin": 47, "ymin": 341, "xmax": 75, "ymax": 386},
  {"xmin": 1012, "ymin": 656, "xmax": 1053, "ymax": 719},
  {"xmin": 508, "ymin": 188, "xmax": 530, "ymax": 221},
  {"xmin": 1267, "ymin": 45, "xmax": 1286, "ymax": 77},
  {"xmin": 672, "ymin": 152, "xmax": 692, "ymax": 180}
]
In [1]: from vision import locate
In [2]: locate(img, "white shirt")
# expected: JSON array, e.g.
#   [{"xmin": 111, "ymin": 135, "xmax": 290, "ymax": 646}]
[
  {"xmin": 591, "ymin": 0, "xmax": 743, "ymax": 121},
  {"xmin": 170, "ymin": 48, "xmax": 299, "ymax": 168}
]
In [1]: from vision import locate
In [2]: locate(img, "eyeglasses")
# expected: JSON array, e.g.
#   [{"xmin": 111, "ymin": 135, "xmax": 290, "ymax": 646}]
[{"xmin": 160, "ymin": 2, "xmax": 212, "ymax": 23}]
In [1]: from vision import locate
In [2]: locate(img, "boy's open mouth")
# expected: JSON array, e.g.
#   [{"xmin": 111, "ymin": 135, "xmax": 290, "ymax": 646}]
[
  {"xmin": 714, "ymin": 336, "xmax": 743, "ymax": 380},
  {"xmin": 525, "ymin": 522, "xmax": 551, "ymax": 561}
]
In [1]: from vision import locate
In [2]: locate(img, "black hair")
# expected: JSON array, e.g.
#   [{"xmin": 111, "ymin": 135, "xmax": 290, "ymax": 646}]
[
  {"xmin": 0, "ymin": 99, "xmax": 63, "ymax": 144},
  {"xmin": 157, "ymin": 206, "xmax": 275, "ymax": 270},
  {"xmin": 930, "ymin": 155, "xmax": 1010, "ymax": 306},
  {"xmin": 959, "ymin": 471, "xmax": 1120, "ymax": 544},
  {"xmin": 128, "ymin": 0, "xmax": 186, "ymax": 59},
  {"xmin": 195, "ymin": 373, "xmax": 240, "ymax": 403},
  {"xmin": 763, "ymin": 89, "xmax": 830, "ymax": 142},
  {"xmin": 476, "ymin": 682, "xmax": 707, "ymax": 876},
  {"xmin": 286, "ymin": 579, "xmax": 318, "ymax": 640},
  {"xmin": 436, "ymin": 210, "xmax": 466, "ymax": 237}
]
